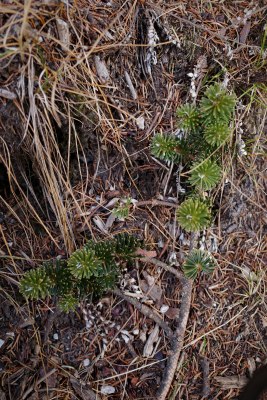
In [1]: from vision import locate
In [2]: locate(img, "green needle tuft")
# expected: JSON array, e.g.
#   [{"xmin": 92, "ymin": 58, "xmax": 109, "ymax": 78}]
[
  {"xmin": 189, "ymin": 159, "xmax": 221, "ymax": 190},
  {"xmin": 177, "ymin": 198, "xmax": 211, "ymax": 232},
  {"xmin": 183, "ymin": 249, "xmax": 216, "ymax": 279}
]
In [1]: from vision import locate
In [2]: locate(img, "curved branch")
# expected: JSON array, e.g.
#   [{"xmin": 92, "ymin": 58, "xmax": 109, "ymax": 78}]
[
  {"xmin": 112, "ymin": 288, "xmax": 173, "ymax": 338},
  {"xmin": 156, "ymin": 277, "xmax": 193, "ymax": 399}
]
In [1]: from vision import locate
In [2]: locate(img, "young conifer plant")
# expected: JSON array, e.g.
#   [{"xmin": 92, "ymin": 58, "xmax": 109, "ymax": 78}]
[
  {"xmin": 150, "ymin": 81, "xmax": 236, "ymax": 280},
  {"xmin": 20, "ymin": 234, "xmax": 140, "ymax": 312},
  {"xmin": 189, "ymin": 159, "xmax": 221, "ymax": 191},
  {"xmin": 177, "ymin": 198, "xmax": 211, "ymax": 232},
  {"xmin": 183, "ymin": 249, "xmax": 216, "ymax": 279}
]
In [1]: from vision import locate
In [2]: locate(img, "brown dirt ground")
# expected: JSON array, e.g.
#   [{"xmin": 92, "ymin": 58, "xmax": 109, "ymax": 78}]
[{"xmin": 0, "ymin": 1, "xmax": 266, "ymax": 399}]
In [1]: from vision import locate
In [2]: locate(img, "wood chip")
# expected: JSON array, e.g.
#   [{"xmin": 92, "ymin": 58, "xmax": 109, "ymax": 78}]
[
  {"xmin": 143, "ymin": 324, "xmax": 159, "ymax": 357},
  {"xmin": 70, "ymin": 377, "xmax": 97, "ymax": 400},
  {"xmin": 94, "ymin": 56, "xmax": 110, "ymax": 83},
  {"xmin": 0, "ymin": 89, "xmax": 17, "ymax": 100},
  {"xmin": 240, "ymin": 21, "xmax": 251, "ymax": 44},
  {"xmin": 214, "ymin": 375, "xmax": 248, "ymax": 389},
  {"xmin": 56, "ymin": 18, "xmax": 70, "ymax": 50},
  {"xmin": 140, "ymin": 280, "xmax": 162, "ymax": 303}
]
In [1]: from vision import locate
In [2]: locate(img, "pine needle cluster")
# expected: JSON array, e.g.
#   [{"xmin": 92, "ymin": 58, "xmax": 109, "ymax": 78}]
[
  {"xmin": 150, "ymin": 82, "xmax": 236, "ymax": 233},
  {"xmin": 150, "ymin": 82, "xmax": 236, "ymax": 279},
  {"xmin": 183, "ymin": 250, "xmax": 216, "ymax": 279},
  {"xmin": 20, "ymin": 234, "xmax": 140, "ymax": 312}
]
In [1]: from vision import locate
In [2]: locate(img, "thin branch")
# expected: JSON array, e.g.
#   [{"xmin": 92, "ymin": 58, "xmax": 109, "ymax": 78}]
[
  {"xmin": 201, "ymin": 356, "xmax": 210, "ymax": 398},
  {"xmin": 138, "ymin": 256, "xmax": 185, "ymax": 283},
  {"xmin": 112, "ymin": 288, "xmax": 173, "ymax": 338},
  {"xmin": 152, "ymin": 234, "xmax": 195, "ymax": 400},
  {"xmin": 156, "ymin": 277, "xmax": 193, "ymax": 400}
]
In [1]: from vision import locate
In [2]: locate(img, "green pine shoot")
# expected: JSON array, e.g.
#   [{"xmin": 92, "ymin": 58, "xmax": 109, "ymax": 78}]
[
  {"xmin": 68, "ymin": 248, "xmax": 103, "ymax": 279},
  {"xmin": 189, "ymin": 159, "xmax": 221, "ymax": 191},
  {"xmin": 177, "ymin": 198, "xmax": 211, "ymax": 232},
  {"xmin": 183, "ymin": 249, "xmax": 216, "ymax": 279},
  {"xmin": 58, "ymin": 294, "xmax": 78, "ymax": 313},
  {"xmin": 204, "ymin": 122, "xmax": 232, "ymax": 147},
  {"xmin": 176, "ymin": 103, "xmax": 200, "ymax": 132},
  {"xmin": 150, "ymin": 134, "xmax": 183, "ymax": 163},
  {"xmin": 113, "ymin": 233, "xmax": 140, "ymax": 260},
  {"xmin": 200, "ymin": 83, "xmax": 236, "ymax": 124},
  {"xmin": 112, "ymin": 198, "xmax": 132, "ymax": 220},
  {"xmin": 20, "ymin": 267, "xmax": 52, "ymax": 299}
]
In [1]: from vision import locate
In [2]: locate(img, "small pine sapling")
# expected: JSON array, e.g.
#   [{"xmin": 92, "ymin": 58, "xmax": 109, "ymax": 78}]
[
  {"xmin": 183, "ymin": 249, "xmax": 216, "ymax": 279},
  {"xmin": 177, "ymin": 198, "xmax": 211, "ymax": 232},
  {"xmin": 189, "ymin": 159, "xmax": 221, "ymax": 191},
  {"xmin": 19, "ymin": 234, "xmax": 141, "ymax": 312},
  {"xmin": 176, "ymin": 104, "xmax": 201, "ymax": 132}
]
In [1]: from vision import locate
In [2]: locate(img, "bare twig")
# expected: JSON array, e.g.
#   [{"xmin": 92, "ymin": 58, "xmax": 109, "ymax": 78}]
[
  {"xmin": 156, "ymin": 277, "xmax": 193, "ymax": 399},
  {"xmin": 138, "ymin": 256, "xmax": 185, "ymax": 282},
  {"xmin": 153, "ymin": 234, "xmax": 195, "ymax": 400},
  {"xmin": 201, "ymin": 356, "xmax": 210, "ymax": 398},
  {"xmin": 112, "ymin": 288, "xmax": 173, "ymax": 338},
  {"xmin": 135, "ymin": 199, "xmax": 178, "ymax": 209}
]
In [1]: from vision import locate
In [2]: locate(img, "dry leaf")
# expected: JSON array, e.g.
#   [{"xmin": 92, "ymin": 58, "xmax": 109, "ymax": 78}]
[
  {"xmin": 94, "ymin": 56, "xmax": 110, "ymax": 83},
  {"xmin": 240, "ymin": 21, "xmax": 251, "ymax": 44},
  {"xmin": 56, "ymin": 18, "xmax": 70, "ymax": 50},
  {"xmin": 142, "ymin": 271, "xmax": 155, "ymax": 286},
  {"xmin": 135, "ymin": 248, "xmax": 157, "ymax": 258},
  {"xmin": 166, "ymin": 307, "xmax": 179, "ymax": 320},
  {"xmin": 215, "ymin": 375, "xmax": 248, "ymax": 389},
  {"xmin": 140, "ymin": 280, "xmax": 162, "ymax": 303},
  {"xmin": 143, "ymin": 325, "xmax": 159, "ymax": 357}
]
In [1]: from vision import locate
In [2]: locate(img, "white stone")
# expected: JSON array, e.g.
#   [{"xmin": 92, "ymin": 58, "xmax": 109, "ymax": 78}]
[
  {"xmin": 160, "ymin": 305, "xmax": 169, "ymax": 314},
  {"xmin": 83, "ymin": 358, "xmax": 90, "ymax": 367},
  {"xmin": 136, "ymin": 116, "xmax": 145, "ymax": 130},
  {"xmin": 101, "ymin": 385, "xmax": 115, "ymax": 395}
]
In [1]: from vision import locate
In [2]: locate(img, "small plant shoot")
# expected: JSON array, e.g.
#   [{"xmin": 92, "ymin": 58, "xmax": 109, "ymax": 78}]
[
  {"xmin": 183, "ymin": 249, "xmax": 216, "ymax": 279},
  {"xmin": 20, "ymin": 234, "xmax": 140, "ymax": 312}
]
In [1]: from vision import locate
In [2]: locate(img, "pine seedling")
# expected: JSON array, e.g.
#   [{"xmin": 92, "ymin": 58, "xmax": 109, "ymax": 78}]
[
  {"xmin": 68, "ymin": 247, "xmax": 103, "ymax": 279},
  {"xmin": 177, "ymin": 198, "xmax": 211, "ymax": 232},
  {"xmin": 200, "ymin": 83, "xmax": 236, "ymax": 124},
  {"xmin": 20, "ymin": 267, "xmax": 53, "ymax": 299},
  {"xmin": 183, "ymin": 249, "xmax": 216, "ymax": 279},
  {"xmin": 204, "ymin": 122, "xmax": 232, "ymax": 147},
  {"xmin": 58, "ymin": 294, "xmax": 78, "ymax": 313},
  {"xmin": 176, "ymin": 103, "xmax": 201, "ymax": 132},
  {"xmin": 19, "ymin": 234, "xmax": 141, "ymax": 311},
  {"xmin": 189, "ymin": 159, "xmax": 221, "ymax": 191},
  {"xmin": 112, "ymin": 198, "xmax": 132, "ymax": 220},
  {"xmin": 150, "ymin": 133, "xmax": 184, "ymax": 162},
  {"xmin": 44, "ymin": 260, "xmax": 73, "ymax": 296},
  {"xmin": 113, "ymin": 233, "xmax": 140, "ymax": 260}
]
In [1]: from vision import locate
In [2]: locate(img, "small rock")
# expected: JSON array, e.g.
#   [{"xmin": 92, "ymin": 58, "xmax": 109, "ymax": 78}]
[
  {"xmin": 160, "ymin": 305, "xmax": 169, "ymax": 314},
  {"xmin": 100, "ymin": 385, "xmax": 115, "ymax": 395},
  {"xmin": 83, "ymin": 358, "xmax": 90, "ymax": 367},
  {"xmin": 136, "ymin": 116, "xmax": 145, "ymax": 130},
  {"xmin": 121, "ymin": 334, "xmax": 130, "ymax": 343},
  {"xmin": 53, "ymin": 333, "xmax": 59, "ymax": 340}
]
